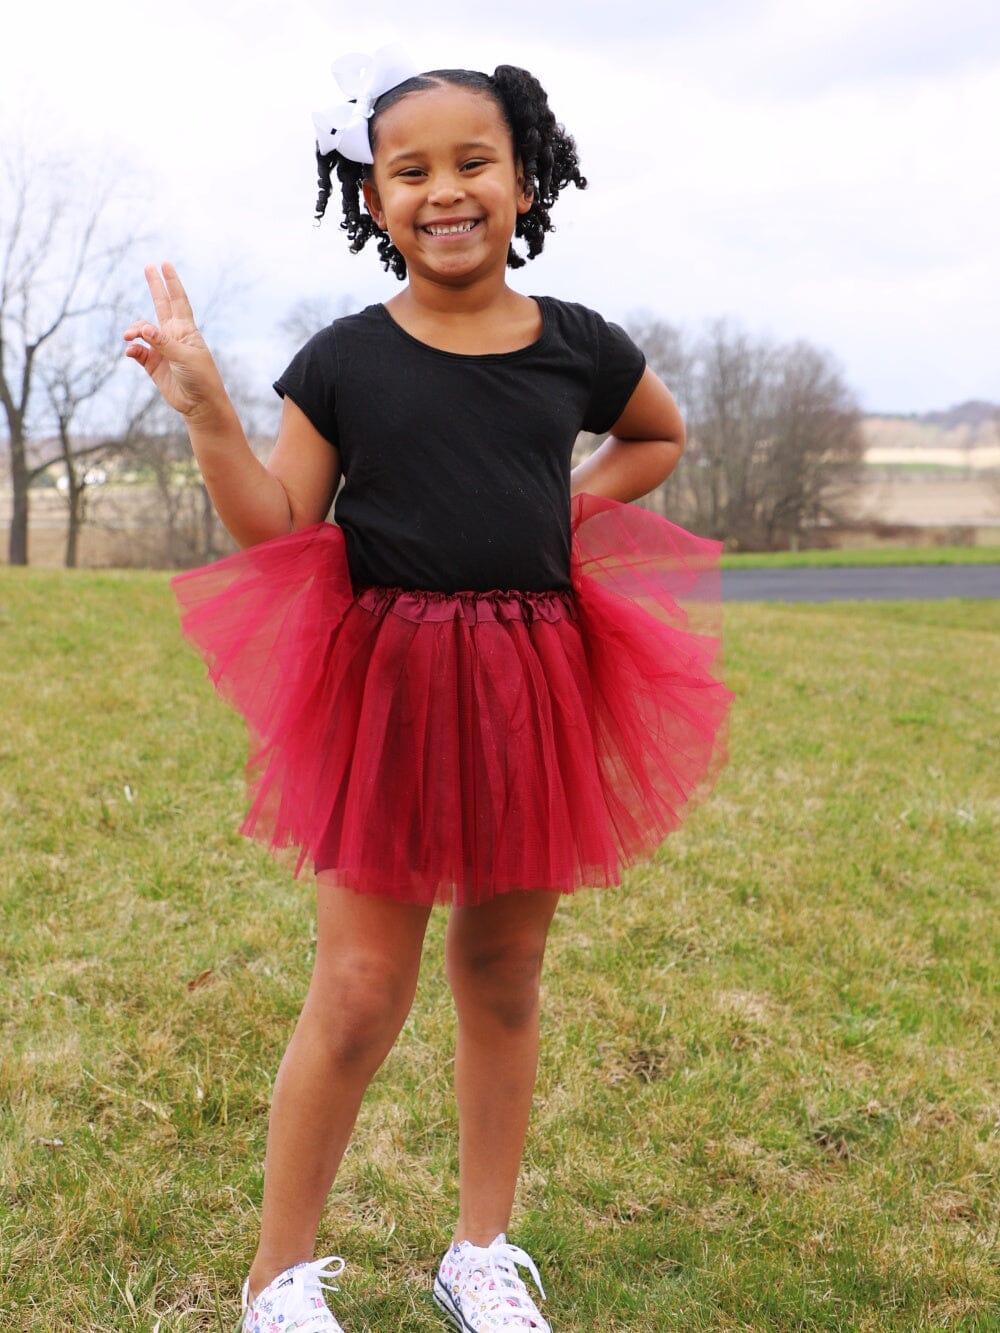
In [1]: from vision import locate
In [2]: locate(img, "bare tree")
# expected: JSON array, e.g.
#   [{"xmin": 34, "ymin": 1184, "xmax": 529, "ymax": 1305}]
[
  {"xmin": 123, "ymin": 406, "xmax": 208, "ymax": 567},
  {"xmin": 34, "ymin": 312, "xmax": 138, "ymax": 566},
  {"xmin": 280, "ymin": 295, "xmax": 357, "ymax": 354},
  {"xmin": 108, "ymin": 357, "xmax": 274, "ymax": 568},
  {"xmin": 623, "ymin": 312, "xmax": 694, "ymax": 413},
  {"xmin": 627, "ymin": 317, "xmax": 864, "ymax": 549},
  {"xmin": 0, "ymin": 146, "xmax": 141, "ymax": 563},
  {"xmin": 683, "ymin": 321, "xmax": 778, "ymax": 544},
  {"xmin": 758, "ymin": 340, "xmax": 865, "ymax": 548}
]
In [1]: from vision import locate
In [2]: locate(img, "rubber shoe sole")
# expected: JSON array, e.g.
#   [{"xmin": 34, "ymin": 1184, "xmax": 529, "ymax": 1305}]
[{"xmin": 432, "ymin": 1275, "xmax": 468, "ymax": 1331}]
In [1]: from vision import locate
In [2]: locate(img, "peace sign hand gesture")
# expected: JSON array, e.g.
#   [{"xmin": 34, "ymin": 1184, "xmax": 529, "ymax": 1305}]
[{"xmin": 123, "ymin": 263, "xmax": 228, "ymax": 420}]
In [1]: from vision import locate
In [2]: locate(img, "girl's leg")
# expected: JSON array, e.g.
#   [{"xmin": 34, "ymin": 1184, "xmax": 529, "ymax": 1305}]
[
  {"xmin": 444, "ymin": 889, "xmax": 561, "ymax": 1246},
  {"xmin": 247, "ymin": 887, "xmax": 433, "ymax": 1300}
]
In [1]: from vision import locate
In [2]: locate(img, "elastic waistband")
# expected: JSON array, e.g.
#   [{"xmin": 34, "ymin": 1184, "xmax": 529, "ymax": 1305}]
[{"xmin": 356, "ymin": 584, "xmax": 577, "ymax": 625}]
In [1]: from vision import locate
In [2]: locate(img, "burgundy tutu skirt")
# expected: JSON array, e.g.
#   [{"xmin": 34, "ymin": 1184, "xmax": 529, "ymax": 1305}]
[{"xmin": 171, "ymin": 493, "xmax": 732, "ymax": 906}]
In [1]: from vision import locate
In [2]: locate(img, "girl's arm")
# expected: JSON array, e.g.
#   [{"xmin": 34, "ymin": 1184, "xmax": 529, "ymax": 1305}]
[
  {"xmin": 125, "ymin": 264, "xmax": 340, "ymax": 547},
  {"xmin": 570, "ymin": 367, "xmax": 685, "ymax": 503}
]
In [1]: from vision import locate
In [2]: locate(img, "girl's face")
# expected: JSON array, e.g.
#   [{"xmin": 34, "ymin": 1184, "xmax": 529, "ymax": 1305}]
[{"xmin": 362, "ymin": 84, "xmax": 534, "ymax": 289}]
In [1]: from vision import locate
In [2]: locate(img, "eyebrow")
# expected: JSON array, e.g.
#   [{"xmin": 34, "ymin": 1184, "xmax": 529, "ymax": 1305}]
[{"xmin": 384, "ymin": 140, "xmax": 499, "ymax": 168}]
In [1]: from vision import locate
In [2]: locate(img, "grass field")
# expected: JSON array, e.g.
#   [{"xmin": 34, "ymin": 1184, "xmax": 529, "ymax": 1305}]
[
  {"xmin": 1, "ymin": 571, "xmax": 997, "ymax": 1331},
  {"xmin": 720, "ymin": 546, "xmax": 1000, "ymax": 569}
]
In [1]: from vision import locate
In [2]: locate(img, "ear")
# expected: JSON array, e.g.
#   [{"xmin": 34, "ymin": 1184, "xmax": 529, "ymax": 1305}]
[
  {"xmin": 515, "ymin": 161, "xmax": 534, "ymax": 216},
  {"xmin": 361, "ymin": 178, "xmax": 387, "ymax": 230}
]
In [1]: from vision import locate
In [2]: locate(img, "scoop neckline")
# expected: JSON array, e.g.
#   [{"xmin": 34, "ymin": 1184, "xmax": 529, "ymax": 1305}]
[{"xmin": 373, "ymin": 297, "xmax": 549, "ymax": 361}]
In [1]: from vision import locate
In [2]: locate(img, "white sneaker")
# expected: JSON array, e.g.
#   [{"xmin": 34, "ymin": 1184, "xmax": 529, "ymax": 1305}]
[
  {"xmin": 433, "ymin": 1234, "xmax": 550, "ymax": 1331},
  {"xmin": 240, "ymin": 1255, "xmax": 346, "ymax": 1332}
]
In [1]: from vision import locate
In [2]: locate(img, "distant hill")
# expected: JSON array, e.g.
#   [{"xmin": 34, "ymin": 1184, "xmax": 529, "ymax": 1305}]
[
  {"xmin": 918, "ymin": 401, "xmax": 998, "ymax": 430},
  {"xmin": 864, "ymin": 401, "xmax": 998, "ymax": 456},
  {"xmin": 873, "ymin": 401, "xmax": 998, "ymax": 431}
]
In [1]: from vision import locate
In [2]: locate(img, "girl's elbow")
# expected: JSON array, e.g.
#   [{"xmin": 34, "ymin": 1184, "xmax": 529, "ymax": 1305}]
[{"xmin": 658, "ymin": 433, "xmax": 684, "ymax": 483}]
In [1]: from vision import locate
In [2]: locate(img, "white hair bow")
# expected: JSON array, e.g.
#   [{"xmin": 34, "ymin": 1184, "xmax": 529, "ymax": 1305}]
[{"xmin": 312, "ymin": 44, "xmax": 421, "ymax": 164}]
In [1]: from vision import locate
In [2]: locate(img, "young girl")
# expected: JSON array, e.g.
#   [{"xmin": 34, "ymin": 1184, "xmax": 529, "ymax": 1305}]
[{"xmin": 125, "ymin": 47, "xmax": 731, "ymax": 1333}]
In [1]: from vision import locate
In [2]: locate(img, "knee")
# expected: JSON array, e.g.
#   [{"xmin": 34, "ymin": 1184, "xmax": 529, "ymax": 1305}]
[
  {"xmin": 306, "ymin": 952, "xmax": 415, "ymax": 1068},
  {"xmin": 449, "ymin": 939, "xmax": 546, "ymax": 1031}
]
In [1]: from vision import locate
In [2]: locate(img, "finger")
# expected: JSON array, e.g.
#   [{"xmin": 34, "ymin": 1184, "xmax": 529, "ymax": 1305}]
[
  {"xmin": 144, "ymin": 263, "xmax": 172, "ymax": 325},
  {"xmin": 160, "ymin": 260, "xmax": 196, "ymax": 323},
  {"xmin": 123, "ymin": 320, "xmax": 164, "ymax": 347},
  {"xmin": 124, "ymin": 342, "xmax": 163, "ymax": 377}
]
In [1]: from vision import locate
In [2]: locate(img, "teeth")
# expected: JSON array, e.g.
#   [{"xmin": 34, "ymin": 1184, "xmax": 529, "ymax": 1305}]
[{"xmin": 425, "ymin": 221, "xmax": 477, "ymax": 235}]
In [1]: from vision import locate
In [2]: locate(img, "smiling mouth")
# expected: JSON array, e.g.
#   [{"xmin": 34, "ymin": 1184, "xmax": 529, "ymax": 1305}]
[{"xmin": 421, "ymin": 220, "xmax": 480, "ymax": 236}]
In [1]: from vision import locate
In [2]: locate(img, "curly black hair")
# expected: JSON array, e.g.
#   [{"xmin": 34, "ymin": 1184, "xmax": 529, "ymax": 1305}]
[{"xmin": 314, "ymin": 66, "xmax": 587, "ymax": 280}]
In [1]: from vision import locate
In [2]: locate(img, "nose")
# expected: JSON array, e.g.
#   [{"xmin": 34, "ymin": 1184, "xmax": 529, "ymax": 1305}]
[{"xmin": 427, "ymin": 171, "xmax": 465, "ymax": 206}]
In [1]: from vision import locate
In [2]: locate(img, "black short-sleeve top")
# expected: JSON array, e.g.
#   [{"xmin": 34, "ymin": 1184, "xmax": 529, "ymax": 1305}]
[{"xmin": 274, "ymin": 297, "xmax": 646, "ymax": 593}]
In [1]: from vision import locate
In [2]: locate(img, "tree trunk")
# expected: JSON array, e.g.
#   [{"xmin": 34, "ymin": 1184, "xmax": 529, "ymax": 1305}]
[
  {"xmin": 57, "ymin": 421, "xmax": 84, "ymax": 568},
  {"xmin": 8, "ymin": 435, "xmax": 30, "ymax": 565},
  {"xmin": 65, "ymin": 481, "xmax": 82, "ymax": 568}
]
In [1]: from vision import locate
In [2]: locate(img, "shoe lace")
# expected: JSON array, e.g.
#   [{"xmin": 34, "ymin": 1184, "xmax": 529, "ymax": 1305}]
[
  {"xmin": 465, "ymin": 1238, "xmax": 547, "ymax": 1325},
  {"xmin": 300, "ymin": 1254, "xmax": 345, "ymax": 1299},
  {"xmin": 243, "ymin": 1255, "xmax": 345, "ymax": 1325}
]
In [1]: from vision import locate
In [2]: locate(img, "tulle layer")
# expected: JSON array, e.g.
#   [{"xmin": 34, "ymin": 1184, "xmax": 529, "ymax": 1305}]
[{"xmin": 171, "ymin": 493, "xmax": 732, "ymax": 905}]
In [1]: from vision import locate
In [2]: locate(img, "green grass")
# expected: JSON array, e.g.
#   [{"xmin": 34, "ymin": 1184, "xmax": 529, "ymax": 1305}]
[
  {"xmin": 721, "ymin": 545, "xmax": 1000, "ymax": 569},
  {"xmin": 1, "ymin": 570, "xmax": 998, "ymax": 1331}
]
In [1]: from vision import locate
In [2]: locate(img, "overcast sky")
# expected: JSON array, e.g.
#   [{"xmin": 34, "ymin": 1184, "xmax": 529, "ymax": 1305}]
[{"xmin": 3, "ymin": 0, "xmax": 999, "ymax": 414}]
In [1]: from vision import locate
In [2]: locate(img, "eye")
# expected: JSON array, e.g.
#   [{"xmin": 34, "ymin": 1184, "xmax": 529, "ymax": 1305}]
[
  {"xmin": 461, "ymin": 158, "xmax": 488, "ymax": 171},
  {"xmin": 397, "ymin": 167, "xmax": 425, "ymax": 179}
]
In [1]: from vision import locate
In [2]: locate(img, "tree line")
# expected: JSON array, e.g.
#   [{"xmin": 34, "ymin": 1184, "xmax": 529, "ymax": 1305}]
[
  {"xmin": 624, "ymin": 315, "xmax": 864, "ymax": 549},
  {"xmin": 3, "ymin": 153, "xmax": 863, "ymax": 567}
]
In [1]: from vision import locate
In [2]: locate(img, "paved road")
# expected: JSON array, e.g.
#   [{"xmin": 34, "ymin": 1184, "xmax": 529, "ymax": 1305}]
[{"xmin": 721, "ymin": 564, "xmax": 1000, "ymax": 603}]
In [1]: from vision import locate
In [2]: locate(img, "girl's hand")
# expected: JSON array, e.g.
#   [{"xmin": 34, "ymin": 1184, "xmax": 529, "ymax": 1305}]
[{"xmin": 123, "ymin": 262, "xmax": 228, "ymax": 420}]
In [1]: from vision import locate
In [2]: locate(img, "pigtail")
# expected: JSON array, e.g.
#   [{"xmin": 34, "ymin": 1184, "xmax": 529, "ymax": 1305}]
[
  {"xmin": 314, "ymin": 147, "xmax": 334, "ymax": 222},
  {"xmin": 315, "ymin": 144, "xmax": 408, "ymax": 279},
  {"xmin": 490, "ymin": 65, "xmax": 587, "ymax": 267}
]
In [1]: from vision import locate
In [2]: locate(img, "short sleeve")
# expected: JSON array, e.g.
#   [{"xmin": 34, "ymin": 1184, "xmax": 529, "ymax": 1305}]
[
  {"xmin": 273, "ymin": 326, "xmax": 340, "ymax": 447},
  {"xmin": 582, "ymin": 317, "xmax": 647, "ymax": 435}
]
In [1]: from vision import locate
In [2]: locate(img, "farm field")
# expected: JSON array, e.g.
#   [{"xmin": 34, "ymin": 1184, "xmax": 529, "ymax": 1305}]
[
  {"xmin": 0, "ymin": 571, "xmax": 997, "ymax": 1331},
  {"xmin": 3, "ymin": 441, "xmax": 999, "ymax": 570}
]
